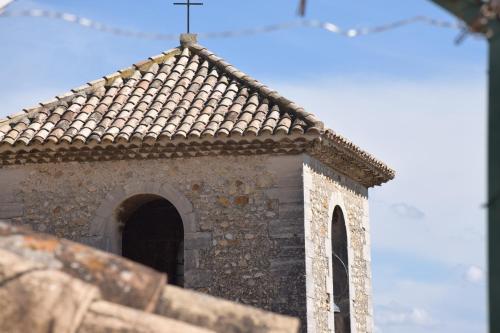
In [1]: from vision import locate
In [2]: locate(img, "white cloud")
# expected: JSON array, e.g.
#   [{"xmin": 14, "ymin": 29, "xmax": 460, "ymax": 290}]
[
  {"xmin": 376, "ymin": 304, "xmax": 437, "ymax": 327},
  {"xmin": 372, "ymin": 276, "xmax": 486, "ymax": 333},
  {"xmin": 390, "ymin": 202, "xmax": 425, "ymax": 220},
  {"xmin": 374, "ymin": 278, "xmax": 451, "ymax": 311},
  {"xmin": 464, "ymin": 265, "xmax": 485, "ymax": 283}
]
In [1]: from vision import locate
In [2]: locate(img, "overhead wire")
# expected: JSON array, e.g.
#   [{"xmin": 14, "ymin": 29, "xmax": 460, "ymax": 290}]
[
  {"xmin": 0, "ymin": 0, "xmax": 14, "ymax": 12},
  {"xmin": 0, "ymin": 8, "xmax": 462, "ymax": 41}
]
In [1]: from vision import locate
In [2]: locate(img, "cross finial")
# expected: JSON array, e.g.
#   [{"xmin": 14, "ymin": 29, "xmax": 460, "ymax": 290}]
[{"xmin": 173, "ymin": 0, "xmax": 204, "ymax": 34}]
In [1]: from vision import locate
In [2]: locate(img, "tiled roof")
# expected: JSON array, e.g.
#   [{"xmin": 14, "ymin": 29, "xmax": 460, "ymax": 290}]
[
  {"xmin": 0, "ymin": 36, "xmax": 394, "ymax": 187},
  {"xmin": 0, "ymin": 44, "xmax": 323, "ymax": 146}
]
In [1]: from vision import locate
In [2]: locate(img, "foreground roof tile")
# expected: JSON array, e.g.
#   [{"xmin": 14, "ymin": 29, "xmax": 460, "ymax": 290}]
[{"xmin": 0, "ymin": 221, "xmax": 300, "ymax": 333}]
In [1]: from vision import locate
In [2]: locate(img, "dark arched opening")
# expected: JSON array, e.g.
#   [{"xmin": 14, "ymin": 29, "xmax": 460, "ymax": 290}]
[
  {"xmin": 120, "ymin": 195, "xmax": 184, "ymax": 286},
  {"xmin": 332, "ymin": 206, "xmax": 351, "ymax": 333}
]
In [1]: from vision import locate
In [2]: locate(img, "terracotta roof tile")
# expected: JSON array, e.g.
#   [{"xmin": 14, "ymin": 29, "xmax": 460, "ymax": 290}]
[
  {"xmin": 0, "ymin": 43, "xmax": 395, "ymax": 186},
  {"xmin": 0, "ymin": 222, "xmax": 300, "ymax": 333},
  {"xmin": 2, "ymin": 45, "xmax": 320, "ymax": 144}
]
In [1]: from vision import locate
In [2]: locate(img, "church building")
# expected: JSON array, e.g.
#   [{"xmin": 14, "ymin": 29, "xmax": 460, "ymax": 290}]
[{"xmin": 0, "ymin": 34, "xmax": 394, "ymax": 333}]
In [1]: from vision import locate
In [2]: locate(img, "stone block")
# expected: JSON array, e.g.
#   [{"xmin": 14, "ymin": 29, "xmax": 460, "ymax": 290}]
[
  {"xmin": 78, "ymin": 236, "xmax": 105, "ymax": 249},
  {"xmin": 304, "ymin": 226, "xmax": 313, "ymax": 244},
  {"xmin": 185, "ymin": 232, "xmax": 211, "ymax": 250},
  {"xmin": 0, "ymin": 203, "xmax": 23, "ymax": 219},
  {"xmin": 143, "ymin": 181, "xmax": 162, "ymax": 194},
  {"xmin": 276, "ymin": 175, "xmax": 302, "ymax": 188},
  {"xmin": 217, "ymin": 196, "xmax": 230, "ymax": 207},
  {"xmin": 234, "ymin": 195, "xmax": 249, "ymax": 206},
  {"xmin": 123, "ymin": 182, "xmax": 144, "ymax": 195},
  {"xmin": 324, "ymin": 238, "xmax": 332, "ymax": 255},
  {"xmin": 104, "ymin": 187, "xmax": 126, "ymax": 207},
  {"xmin": 276, "ymin": 245, "xmax": 305, "ymax": 258},
  {"xmin": 0, "ymin": 192, "xmax": 17, "ymax": 203},
  {"xmin": 325, "ymin": 275, "xmax": 333, "ymax": 294},
  {"xmin": 184, "ymin": 249, "xmax": 199, "ymax": 270},
  {"xmin": 267, "ymin": 155, "xmax": 303, "ymax": 174},
  {"xmin": 278, "ymin": 203, "xmax": 304, "ymax": 220},
  {"xmin": 265, "ymin": 188, "xmax": 303, "ymax": 203},
  {"xmin": 182, "ymin": 211, "xmax": 197, "ymax": 233},
  {"xmin": 95, "ymin": 203, "xmax": 113, "ymax": 220},
  {"xmin": 184, "ymin": 269, "xmax": 211, "ymax": 288},
  {"xmin": 270, "ymin": 223, "xmax": 304, "ymax": 239},
  {"xmin": 89, "ymin": 216, "xmax": 107, "ymax": 236},
  {"xmin": 270, "ymin": 259, "xmax": 304, "ymax": 273},
  {"xmin": 306, "ymin": 275, "xmax": 315, "ymax": 298},
  {"xmin": 328, "ymin": 312, "xmax": 335, "ymax": 331},
  {"xmin": 306, "ymin": 297, "xmax": 316, "ymax": 333},
  {"xmin": 160, "ymin": 182, "xmax": 195, "ymax": 215},
  {"xmin": 0, "ymin": 168, "xmax": 27, "ymax": 191}
]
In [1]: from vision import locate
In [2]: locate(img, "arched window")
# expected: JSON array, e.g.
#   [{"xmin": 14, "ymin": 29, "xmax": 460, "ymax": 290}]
[
  {"xmin": 118, "ymin": 194, "xmax": 184, "ymax": 286},
  {"xmin": 331, "ymin": 206, "xmax": 350, "ymax": 332}
]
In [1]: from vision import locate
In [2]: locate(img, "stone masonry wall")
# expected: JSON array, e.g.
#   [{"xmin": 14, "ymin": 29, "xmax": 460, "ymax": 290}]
[
  {"xmin": 0, "ymin": 152, "xmax": 374, "ymax": 332},
  {"xmin": 303, "ymin": 156, "xmax": 373, "ymax": 333},
  {"xmin": 0, "ymin": 154, "xmax": 307, "ymax": 324}
]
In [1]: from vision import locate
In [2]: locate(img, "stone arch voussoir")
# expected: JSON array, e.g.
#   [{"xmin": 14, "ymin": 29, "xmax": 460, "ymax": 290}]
[
  {"xmin": 327, "ymin": 191, "xmax": 356, "ymax": 333},
  {"xmin": 90, "ymin": 182, "xmax": 198, "ymax": 254}
]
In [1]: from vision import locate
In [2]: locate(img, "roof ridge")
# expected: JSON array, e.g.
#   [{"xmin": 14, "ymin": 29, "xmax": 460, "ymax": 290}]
[{"xmin": 187, "ymin": 43, "xmax": 324, "ymax": 134}]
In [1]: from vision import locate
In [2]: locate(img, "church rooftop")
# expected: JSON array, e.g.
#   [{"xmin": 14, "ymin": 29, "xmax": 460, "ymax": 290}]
[{"xmin": 0, "ymin": 35, "xmax": 394, "ymax": 187}]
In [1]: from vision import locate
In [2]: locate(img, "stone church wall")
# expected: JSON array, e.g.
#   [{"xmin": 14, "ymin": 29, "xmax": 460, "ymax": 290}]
[
  {"xmin": 303, "ymin": 156, "xmax": 373, "ymax": 333},
  {"xmin": 0, "ymin": 154, "xmax": 308, "ymax": 324},
  {"xmin": 0, "ymin": 153, "xmax": 373, "ymax": 333}
]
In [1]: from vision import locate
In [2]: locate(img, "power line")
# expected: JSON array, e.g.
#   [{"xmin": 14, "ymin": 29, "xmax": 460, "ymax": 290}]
[
  {"xmin": 0, "ymin": 9, "xmax": 461, "ymax": 40},
  {"xmin": 0, "ymin": 0, "xmax": 14, "ymax": 12}
]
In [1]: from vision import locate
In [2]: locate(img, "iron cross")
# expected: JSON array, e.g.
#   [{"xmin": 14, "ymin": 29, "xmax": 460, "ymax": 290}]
[{"xmin": 173, "ymin": 0, "xmax": 204, "ymax": 34}]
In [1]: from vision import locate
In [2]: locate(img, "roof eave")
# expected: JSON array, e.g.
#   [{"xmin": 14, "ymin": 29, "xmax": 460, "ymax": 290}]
[
  {"xmin": 306, "ymin": 131, "xmax": 395, "ymax": 188},
  {"xmin": 0, "ymin": 133, "xmax": 317, "ymax": 167}
]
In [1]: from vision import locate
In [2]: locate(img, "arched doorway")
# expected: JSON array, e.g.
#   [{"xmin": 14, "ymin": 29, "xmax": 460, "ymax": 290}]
[
  {"xmin": 118, "ymin": 194, "xmax": 184, "ymax": 286},
  {"xmin": 331, "ymin": 206, "xmax": 351, "ymax": 333}
]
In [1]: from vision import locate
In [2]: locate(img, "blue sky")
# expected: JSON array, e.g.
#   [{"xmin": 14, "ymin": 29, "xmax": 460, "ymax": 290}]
[{"xmin": 0, "ymin": 1, "xmax": 488, "ymax": 332}]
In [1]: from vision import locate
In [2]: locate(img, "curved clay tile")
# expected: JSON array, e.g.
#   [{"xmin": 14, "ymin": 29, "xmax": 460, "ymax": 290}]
[{"xmin": 0, "ymin": 41, "xmax": 394, "ymax": 186}]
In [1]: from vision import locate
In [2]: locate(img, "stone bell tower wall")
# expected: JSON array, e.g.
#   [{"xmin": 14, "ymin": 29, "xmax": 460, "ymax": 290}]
[
  {"xmin": 0, "ymin": 154, "xmax": 308, "ymax": 324},
  {"xmin": 0, "ymin": 153, "xmax": 373, "ymax": 333},
  {"xmin": 303, "ymin": 155, "xmax": 372, "ymax": 333}
]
